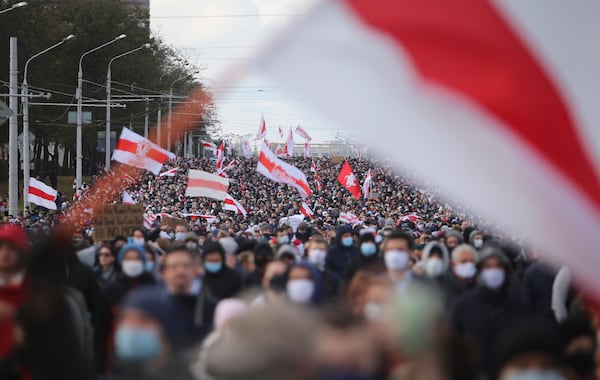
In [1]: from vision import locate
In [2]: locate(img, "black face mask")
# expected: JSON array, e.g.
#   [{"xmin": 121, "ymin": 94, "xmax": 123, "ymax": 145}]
[{"xmin": 565, "ymin": 351, "xmax": 595, "ymax": 376}]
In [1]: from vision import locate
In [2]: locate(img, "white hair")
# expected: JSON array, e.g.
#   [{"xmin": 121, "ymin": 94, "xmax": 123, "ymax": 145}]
[{"xmin": 451, "ymin": 244, "xmax": 478, "ymax": 262}]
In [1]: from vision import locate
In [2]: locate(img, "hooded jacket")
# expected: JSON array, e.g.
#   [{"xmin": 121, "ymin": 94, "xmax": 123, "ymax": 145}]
[
  {"xmin": 202, "ymin": 242, "xmax": 242, "ymax": 301},
  {"xmin": 285, "ymin": 261, "xmax": 323, "ymax": 305},
  {"xmin": 325, "ymin": 226, "xmax": 359, "ymax": 277}
]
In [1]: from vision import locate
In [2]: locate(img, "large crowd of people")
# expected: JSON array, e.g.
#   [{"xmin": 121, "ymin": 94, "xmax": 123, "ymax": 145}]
[{"xmin": 0, "ymin": 155, "xmax": 598, "ymax": 380}]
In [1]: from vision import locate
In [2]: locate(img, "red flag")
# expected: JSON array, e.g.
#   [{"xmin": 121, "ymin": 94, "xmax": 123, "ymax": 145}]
[{"xmin": 338, "ymin": 161, "xmax": 361, "ymax": 199}]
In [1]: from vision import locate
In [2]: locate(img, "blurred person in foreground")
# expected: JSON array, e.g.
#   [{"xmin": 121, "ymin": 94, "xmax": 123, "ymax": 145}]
[
  {"xmin": 203, "ymin": 303, "xmax": 318, "ymax": 380},
  {"xmin": 113, "ymin": 287, "xmax": 195, "ymax": 380},
  {"xmin": 250, "ymin": 260, "xmax": 287, "ymax": 306},
  {"xmin": 558, "ymin": 318, "xmax": 598, "ymax": 380},
  {"xmin": 96, "ymin": 242, "xmax": 156, "ymax": 373}
]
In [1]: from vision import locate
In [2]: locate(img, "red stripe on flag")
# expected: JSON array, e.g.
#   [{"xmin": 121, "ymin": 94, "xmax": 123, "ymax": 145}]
[
  {"xmin": 347, "ymin": 0, "xmax": 600, "ymax": 210},
  {"xmin": 259, "ymin": 151, "xmax": 312, "ymax": 195},
  {"xmin": 115, "ymin": 139, "xmax": 137, "ymax": 154},
  {"xmin": 29, "ymin": 186, "xmax": 55, "ymax": 201},
  {"xmin": 187, "ymin": 178, "xmax": 228, "ymax": 192},
  {"xmin": 116, "ymin": 139, "xmax": 170, "ymax": 164}
]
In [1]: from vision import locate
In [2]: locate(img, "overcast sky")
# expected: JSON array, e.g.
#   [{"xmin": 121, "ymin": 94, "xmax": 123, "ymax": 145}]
[{"xmin": 150, "ymin": 0, "xmax": 343, "ymax": 144}]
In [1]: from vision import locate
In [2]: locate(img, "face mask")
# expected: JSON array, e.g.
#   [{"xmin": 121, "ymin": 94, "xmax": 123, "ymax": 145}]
[
  {"xmin": 204, "ymin": 261, "xmax": 222, "ymax": 273},
  {"xmin": 341, "ymin": 236, "xmax": 354, "ymax": 247},
  {"xmin": 360, "ymin": 243, "xmax": 377, "ymax": 257},
  {"xmin": 384, "ymin": 250, "xmax": 409, "ymax": 271},
  {"xmin": 167, "ymin": 232, "xmax": 175, "ymax": 240},
  {"xmin": 454, "ymin": 262, "xmax": 477, "ymax": 279},
  {"xmin": 277, "ymin": 235, "xmax": 290, "ymax": 245},
  {"xmin": 363, "ymin": 301, "xmax": 383, "ymax": 321},
  {"xmin": 287, "ymin": 279, "xmax": 314, "ymax": 304},
  {"xmin": 174, "ymin": 232, "xmax": 186, "ymax": 241},
  {"xmin": 480, "ymin": 267, "xmax": 505, "ymax": 289},
  {"xmin": 115, "ymin": 327, "xmax": 162, "ymax": 362},
  {"xmin": 503, "ymin": 370, "xmax": 565, "ymax": 380},
  {"xmin": 186, "ymin": 242, "xmax": 198, "ymax": 251},
  {"xmin": 473, "ymin": 239, "xmax": 483, "ymax": 249},
  {"xmin": 122, "ymin": 260, "xmax": 144, "ymax": 277},
  {"xmin": 145, "ymin": 262, "xmax": 154, "ymax": 272},
  {"xmin": 425, "ymin": 257, "xmax": 444, "ymax": 277},
  {"xmin": 132, "ymin": 237, "xmax": 145, "ymax": 246},
  {"xmin": 564, "ymin": 351, "xmax": 596, "ymax": 376},
  {"xmin": 308, "ymin": 249, "xmax": 326, "ymax": 268}
]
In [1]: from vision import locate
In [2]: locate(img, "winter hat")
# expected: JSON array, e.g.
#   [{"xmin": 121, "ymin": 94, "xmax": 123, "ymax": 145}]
[
  {"xmin": 118, "ymin": 243, "xmax": 146, "ymax": 265},
  {"xmin": 185, "ymin": 232, "xmax": 198, "ymax": 242},
  {"xmin": 477, "ymin": 247, "xmax": 510, "ymax": 270},
  {"xmin": 468, "ymin": 230, "xmax": 481, "ymax": 244},
  {"xmin": 0, "ymin": 224, "xmax": 29, "ymax": 253},
  {"xmin": 359, "ymin": 233, "xmax": 376, "ymax": 244},
  {"xmin": 276, "ymin": 244, "xmax": 298, "ymax": 259},
  {"xmin": 121, "ymin": 286, "xmax": 181, "ymax": 344},
  {"xmin": 214, "ymin": 299, "xmax": 248, "ymax": 331},
  {"xmin": 445, "ymin": 230, "xmax": 464, "ymax": 243},
  {"xmin": 219, "ymin": 237, "xmax": 239, "ymax": 255},
  {"xmin": 202, "ymin": 241, "xmax": 225, "ymax": 259}
]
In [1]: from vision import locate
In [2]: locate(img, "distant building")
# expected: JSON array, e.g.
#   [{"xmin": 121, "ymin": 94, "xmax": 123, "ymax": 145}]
[
  {"xmin": 123, "ymin": 0, "xmax": 149, "ymax": 10},
  {"xmin": 123, "ymin": 0, "xmax": 150, "ymax": 31}
]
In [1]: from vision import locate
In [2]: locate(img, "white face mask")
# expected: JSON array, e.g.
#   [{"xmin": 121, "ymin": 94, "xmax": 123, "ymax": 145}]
[
  {"xmin": 122, "ymin": 260, "xmax": 144, "ymax": 278},
  {"xmin": 454, "ymin": 262, "xmax": 477, "ymax": 279},
  {"xmin": 425, "ymin": 257, "xmax": 444, "ymax": 277},
  {"xmin": 132, "ymin": 237, "xmax": 145, "ymax": 246},
  {"xmin": 384, "ymin": 250, "xmax": 409, "ymax": 271},
  {"xmin": 480, "ymin": 267, "xmax": 505, "ymax": 289},
  {"xmin": 186, "ymin": 241, "xmax": 198, "ymax": 251},
  {"xmin": 308, "ymin": 249, "xmax": 326, "ymax": 268},
  {"xmin": 287, "ymin": 279, "xmax": 315, "ymax": 304},
  {"xmin": 503, "ymin": 369, "xmax": 565, "ymax": 380},
  {"xmin": 473, "ymin": 239, "xmax": 483, "ymax": 249}
]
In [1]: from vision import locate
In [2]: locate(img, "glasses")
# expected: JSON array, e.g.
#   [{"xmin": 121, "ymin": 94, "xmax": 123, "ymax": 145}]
[{"xmin": 99, "ymin": 252, "xmax": 112, "ymax": 257}]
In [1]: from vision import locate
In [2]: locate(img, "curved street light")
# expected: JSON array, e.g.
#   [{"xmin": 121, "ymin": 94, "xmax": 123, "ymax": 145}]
[
  {"xmin": 75, "ymin": 33, "xmax": 126, "ymax": 187},
  {"xmin": 168, "ymin": 70, "xmax": 199, "ymax": 151},
  {"xmin": 105, "ymin": 43, "xmax": 151, "ymax": 169},
  {"xmin": 0, "ymin": 1, "xmax": 27, "ymax": 15},
  {"xmin": 22, "ymin": 34, "xmax": 75, "ymax": 209}
]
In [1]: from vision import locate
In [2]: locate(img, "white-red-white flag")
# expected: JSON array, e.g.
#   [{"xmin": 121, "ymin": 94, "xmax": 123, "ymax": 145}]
[
  {"xmin": 275, "ymin": 145, "xmax": 286, "ymax": 157},
  {"xmin": 122, "ymin": 191, "xmax": 137, "ymax": 205},
  {"xmin": 303, "ymin": 142, "xmax": 310, "ymax": 158},
  {"xmin": 256, "ymin": 141, "xmax": 312, "ymax": 198},
  {"xmin": 202, "ymin": 140, "xmax": 217, "ymax": 155},
  {"xmin": 215, "ymin": 141, "xmax": 225, "ymax": 171},
  {"xmin": 216, "ymin": 160, "xmax": 238, "ymax": 177},
  {"xmin": 338, "ymin": 212, "xmax": 360, "ymax": 226},
  {"xmin": 158, "ymin": 167, "xmax": 179, "ymax": 177},
  {"xmin": 278, "ymin": 126, "xmax": 284, "ymax": 139},
  {"xmin": 295, "ymin": 125, "xmax": 312, "ymax": 142},
  {"xmin": 362, "ymin": 169, "xmax": 372, "ymax": 200},
  {"xmin": 258, "ymin": 0, "xmax": 600, "ymax": 292},
  {"xmin": 186, "ymin": 169, "xmax": 229, "ymax": 201},
  {"xmin": 338, "ymin": 161, "xmax": 362, "ymax": 199},
  {"xmin": 255, "ymin": 114, "xmax": 267, "ymax": 140},
  {"xmin": 27, "ymin": 178, "xmax": 57, "ymax": 210},
  {"xmin": 113, "ymin": 128, "xmax": 175, "ymax": 175},
  {"xmin": 223, "ymin": 193, "xmax": 247, "ymax": 216},
  {"xmin": 300, "ymin": 202, "xmax": 313, "ymax": 219},
  {"xmin": 286, "ymin": 127, "xmax": 295, "ymax": 157}
]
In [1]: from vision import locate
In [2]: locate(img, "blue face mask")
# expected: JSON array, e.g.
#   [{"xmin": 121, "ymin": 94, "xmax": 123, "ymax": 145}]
[
  {"xmin": 277, "ymin": 235, "xmax": 290, "ymax": 245},
  {"xmin": 174, "ymin": 232, "xmax": 186, "ymax": 241},
  {"xmin": 115, "ymin": 327, "xmax": 162, "ymax": 362},
  {"xmin": 360, "ymin": 243, "xmax": 377, "ymax": 256},
  {"xmin": 205, "ymin": 261, "xmax": 222, "ymax": 273},
  {"xmin": 341, "ymin": 236, "xmax": 354, "ymax": 247},
  {"xmin": 145, "ymin": 262, "xmax": 154, "ymax": 272}
]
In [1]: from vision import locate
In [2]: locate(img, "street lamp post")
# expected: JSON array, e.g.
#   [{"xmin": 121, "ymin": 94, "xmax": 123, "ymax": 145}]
[
  {"xmin": 0, "ymin": 1, "xmax": 27, "ymax": 14},
  {"xmin": 22, "ymin": 34, "xmax": 74, "ymax": 210},
  {"xmin": 105, "ymin": 42, "xmax": 150, "ymax": 170},
  {"xmin": 76, "ymin": 33, "xmax": 126, "ymax": 188},
  {"xmin": 168, "ymin": 72, "xmax": 196, "ymax": 151}
]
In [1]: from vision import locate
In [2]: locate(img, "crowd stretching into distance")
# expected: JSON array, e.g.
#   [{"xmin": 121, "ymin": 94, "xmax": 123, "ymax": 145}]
[{"xmin": 0, "ymin": 155, "xmax": 598, "ymax": 380}]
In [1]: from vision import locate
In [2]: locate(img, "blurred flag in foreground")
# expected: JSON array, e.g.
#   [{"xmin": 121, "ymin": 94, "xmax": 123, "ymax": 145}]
[
  {"xmin": 28, "ymin": 178, "xmax": 57, "ymax": 210},
  {"xmin": 113, "ymin": 128, "xmax": 175, "ymax": 175},
  {"xmin": 257, "ymin": 0, "xmax": 600, "ymax": 290}
]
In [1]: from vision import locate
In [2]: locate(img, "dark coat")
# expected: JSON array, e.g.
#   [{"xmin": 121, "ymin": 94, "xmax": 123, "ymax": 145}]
[
  {"xmin": 94, "ymin": 272, "xmax": 156, "ymax": 372},
  {"xmin": 521, "ymin": 262, "xmax": 558, "ymax": 324},
  {"xmin": 449, "ymin": 282, "xmax": 532, "ymax": 377},
  {"xmin": 437, "ymin": 270, "xmax": 477, "ymax": 309},
  {"xmin": 204, "ymin": 266, "xmax": 242, "ymax": 300},
  {"xmin": 325, "ymin": 226, "xmax": 359, "ymax": 277},
  {"xmin": 344, "ymin": 255, "xmax": 385, "ymax": 284}
]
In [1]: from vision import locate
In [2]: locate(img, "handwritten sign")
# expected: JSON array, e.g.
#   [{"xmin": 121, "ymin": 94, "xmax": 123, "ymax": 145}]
[{"xmin": 94, "ymin": 204, "xmax": 144, "ymax": 242}]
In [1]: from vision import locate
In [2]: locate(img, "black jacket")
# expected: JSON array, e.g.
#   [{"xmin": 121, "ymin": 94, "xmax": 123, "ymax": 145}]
[
  {"xmin": 325, "ymin": 227, "xmax": 359, "ymax": 277},
  {"xmin": 437, "ymin": 270, "xmax": 477, "ymax": 309},
  {"xmin": 204, "ymin": 266, "xmax": 242, "ymax": 300},
  {"xmin": 522, "ymin": 262, "xmax": 558, "ymax": 324},
  {"xmin": 449, "ymin": 283, "xmax": 531, "ymax": 377},
  {"xmin": 344, "ymin": 255, "xmax": 385, "ymax": 284}
]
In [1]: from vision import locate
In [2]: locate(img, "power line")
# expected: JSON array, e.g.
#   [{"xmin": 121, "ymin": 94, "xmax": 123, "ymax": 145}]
[{"xmin": 152, "ymin": 13, "xmax": 302, "ymax": 19}]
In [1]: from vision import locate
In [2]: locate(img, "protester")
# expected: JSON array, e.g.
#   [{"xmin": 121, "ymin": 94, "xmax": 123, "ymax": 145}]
[
  {"xmin": 326, "ymin": 225, "xmax": 359, "ymax": 277},
  {"xmin": 305, "ymin": 235, "xmax": 341, "ymax": 303},
  {"xmin": 201, "ymin": 241, "xmax": 242, "ymax": 300},
  {"xmin": 95, "ymin": 243, "xmax": 119, "ymax": 286}
]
